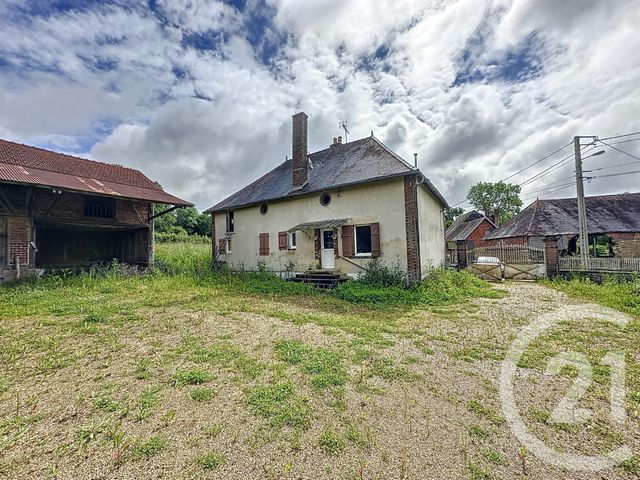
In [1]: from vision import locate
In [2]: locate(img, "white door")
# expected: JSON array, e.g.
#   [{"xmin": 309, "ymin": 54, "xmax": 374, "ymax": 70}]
[{"xmin": 321, "ymin": 229, "xmax": 335, "ymax": 269}]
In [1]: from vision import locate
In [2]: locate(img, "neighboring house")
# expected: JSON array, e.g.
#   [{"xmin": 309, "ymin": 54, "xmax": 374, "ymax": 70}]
[
  {"xmin": 0, "ymin": 139, "xmax": 190, "ymax": 282},
  {"xmin": 484, "ymin": 193, "xmax": 640, "ymax": 257},
  {"xmin": 445, "ymin": 210, "xmax": 496, "ymax": 263},
  {"xmin": 206, "ymin": 112, "xmax": 448, "ymax": 282}
]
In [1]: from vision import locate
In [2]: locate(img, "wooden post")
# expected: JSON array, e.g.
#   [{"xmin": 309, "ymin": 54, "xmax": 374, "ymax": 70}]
[
  {"xmin": 543, "ymin": 236, "xmax": 561, "ymax": 278},
  {"xmin": 456, "ymin": 240, "xmax": 468, "ymax": 270},
  {"xmin": 148, "ymin": 203, "xmax": 154, "ymax": 266}
]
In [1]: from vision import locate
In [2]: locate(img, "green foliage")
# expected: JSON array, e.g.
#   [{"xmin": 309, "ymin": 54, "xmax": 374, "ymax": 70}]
[
  {"xmin": 133, "ymin": 436, "xmax": 167, "ymax": 459},
  {"xmin": 191, "ymin": 387, "xmax": 216, "ymax": 402},
  {"xmin": 467, "ymin": 181, "xmax": 523, "ymax": 223},
  {"xmin": 274, "ymin": 341, "xmax": 347, "ymax": 389},
  {"xmin": 172, "ymin": 369, "xmax": 210, "ymax": 387},
  {"xmin": 544, "ymin": 275, "xmax": 640, "ymax": 317},
  {"xmin": 444, "ymin": 206, "xmax": 465, "ymax": 229},
  {"xmin": 246, "ymin": 383, "xmax": 312, "ymax": 429},
  {"xmin": 197, "ymin": 452, "xmax": 224, "ymax": 470},
  {"xmin": 318, "ymin": 429, "xmax": 346, "ymax": 454},
  {"xmin": 154, "ymin": 204, "xmax": 211, "ymax": 237},
  {"xmin": 356, "ymin": 258, "xmax": 406, "ymax": 288}
]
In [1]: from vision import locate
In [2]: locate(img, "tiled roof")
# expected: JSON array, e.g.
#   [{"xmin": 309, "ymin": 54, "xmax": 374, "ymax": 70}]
[
  {"xmin": 486, "ymin": 193, "xmax": 640, "ymax": 239},
  {"xmin": 0, "ymin": 139, "xmax": 190, "ymax": 206},
  {"xmin": 445, "ymin": 210, "xmax": 495, "ymax": 242},
  {"xmin": 206, "ymin": 136, "xmax": 448, "ymax": 211}
]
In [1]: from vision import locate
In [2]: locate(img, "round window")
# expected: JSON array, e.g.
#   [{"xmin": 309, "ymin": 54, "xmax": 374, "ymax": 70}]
[
  {"xmin": 319, "ymin": 192, "xmax": 332, "ymax": 207},
  {"xmin": 260, "ymin": 203, "xmax": 268, "ymax": 215}
]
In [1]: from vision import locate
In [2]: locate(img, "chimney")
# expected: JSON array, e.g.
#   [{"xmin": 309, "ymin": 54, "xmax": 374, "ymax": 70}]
[
  {"xmin": 292, "ymin": 112, "xmax": 308, "ymax": 189},
  {"xmin": 332, "ymin": 137, "xmax": 338, "ymax": 146},
  {"xmin": 493, "ymin": 207, "xmax": 500, "ymax": 226},
  {"xmin": 337, "ymin": 135, "xmax": 342, "ymax": 144}
]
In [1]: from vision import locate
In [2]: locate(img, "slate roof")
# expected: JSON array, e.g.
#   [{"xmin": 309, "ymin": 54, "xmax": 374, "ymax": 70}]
[
  {"xmin": 0, "ymin": 139, "xmax": 191, "ymax": 206},
  {"xmin": 206, "ymin": 136, "xmax": 447, "ymax": 211},
  {"xmin": 486, "ymin": 193, "xmax": 640, "ymax": 239},
  {"xmin": 445, "ymin": 210, "xmax": 495, "ymax": 242}
]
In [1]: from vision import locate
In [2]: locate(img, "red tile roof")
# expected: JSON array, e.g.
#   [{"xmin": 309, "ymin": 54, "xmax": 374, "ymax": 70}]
[{"xmin": 0, "ymin": 139, "xmax": 190, "ymax": 206}]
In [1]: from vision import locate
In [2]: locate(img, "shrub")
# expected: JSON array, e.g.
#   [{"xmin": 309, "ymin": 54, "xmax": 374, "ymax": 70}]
[
  {"xmin": 198, "ymin": 452, "xmax": 224, "ymax": 470},
  {"xmin": 318, "ymin": 429, "xmax": 346, "ymax": 454},
  {"xmin": 356, "ymin": 258, "xmax": 406, "ymax": 288}
]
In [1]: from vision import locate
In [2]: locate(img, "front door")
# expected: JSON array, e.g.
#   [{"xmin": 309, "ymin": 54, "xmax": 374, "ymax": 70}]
[{"xmin": 321, "ymin": 229, "xmax": 335, "ymax": 269}]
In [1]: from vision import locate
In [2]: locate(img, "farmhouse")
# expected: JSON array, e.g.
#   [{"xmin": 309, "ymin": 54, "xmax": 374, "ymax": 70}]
[
  {"xmin": 206, "ymin": 112, "xmax": 448, "ymax": 283},
  {"xmin": 445, "ymin": 209, "xmax": 496, "ymax": 264},
  {"xmin": 484, "ymin": 193, "xmax": 640, "ymax": 257},
  {"xmin": 0, "ymin": 139, "xmax": 190, "ymax": 282}
]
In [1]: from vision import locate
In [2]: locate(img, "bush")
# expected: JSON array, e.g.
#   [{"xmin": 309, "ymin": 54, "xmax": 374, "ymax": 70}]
[{"xmin": 355, "ymin": 258, "xmax": 406, "ymax": 288}]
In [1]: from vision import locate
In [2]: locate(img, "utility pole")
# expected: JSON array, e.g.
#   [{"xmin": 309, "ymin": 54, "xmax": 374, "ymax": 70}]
[{"xmin": 574, "ymin": 136, "xmax": 589, "ymax": 267}]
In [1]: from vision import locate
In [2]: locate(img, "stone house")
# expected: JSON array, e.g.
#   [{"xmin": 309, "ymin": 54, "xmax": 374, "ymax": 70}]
[
  {"xmin": 484, "ymin": 193, "xmax": 640, "ymax": 257},
  {"xmin": 206, "ymin": 112, "xmax": 448, "ymax": 283},
  {"xmin": 0, "ymin": 139, "xmax": 190, "ymax": 282}
]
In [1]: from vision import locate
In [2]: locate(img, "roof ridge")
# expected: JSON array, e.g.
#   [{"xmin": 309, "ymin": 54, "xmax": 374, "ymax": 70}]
[
  {"xmin": 369, "ymin": 135, "xmax": 415, "ymax": 171},
  {"xmin": 525, "ymin": 198, "xmax": 540, "ymax": 236}
]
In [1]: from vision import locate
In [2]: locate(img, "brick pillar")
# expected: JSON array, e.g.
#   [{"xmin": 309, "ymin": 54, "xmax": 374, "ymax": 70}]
[
  {"xmin": 456, "ymin": 240, "xmax": 467, "ymax": 270},
  {"xmin": 7, "ymin": 217, "xmax": 30, "ymax": 269},
  {"xmin": 543, "ymin": 236, "xmax": 560, "ymax": 278},
  {"xmin": 292, "ymin": 112, "xmax": 308, "ymax": 189},
  {"xmin": 404, "ymin": 175, "xmax": 421, "ymax": 285}
]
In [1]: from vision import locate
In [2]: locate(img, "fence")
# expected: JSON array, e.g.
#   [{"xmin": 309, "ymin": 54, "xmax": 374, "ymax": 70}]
[
  {"xmin": 559, "ymin": 257, "xmax": 640, "ymax": 273},
  {"xmin": 467, "ymin": 245, "xmax": 545, "ymax": 265}
]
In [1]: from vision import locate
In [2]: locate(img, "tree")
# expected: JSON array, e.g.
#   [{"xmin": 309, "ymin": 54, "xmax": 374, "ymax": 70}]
[
  {"xmin": 467, "ymin": 181, "xmax": 522, "ymax": 224},
  {"xmin": 153, "ymin": 204, "xmax": 177, "ymax": 233},
  {"xmin": 176, "ymin": 206, "xmax": 199, "ymax": 234},
  {"xmin": 444, "ymin": 206, "xmax": 465, "ymax": 229}
]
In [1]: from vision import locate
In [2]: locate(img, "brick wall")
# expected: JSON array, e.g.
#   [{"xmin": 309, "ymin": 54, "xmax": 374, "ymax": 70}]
[
  {"xmin": 7, "ymin": 217, "xmax": 30, "ymax": 266},
  {"xmin": 483, "ymin": 235, "xmax": 528, "ymax": 247},
  {"xmin": 610, "ymin": 232, "xmax": 640, "ymax": 257},
  {"xmin": 404, "ymin": 175, "xmax": 421, "ymax": 284},
  {"xmin": 467, "ymin": 219, "xmax": 495, "ymax": 247},
  {"xmin": 115, "ymin": 199, "xmax": 149, "ymax": 224}
]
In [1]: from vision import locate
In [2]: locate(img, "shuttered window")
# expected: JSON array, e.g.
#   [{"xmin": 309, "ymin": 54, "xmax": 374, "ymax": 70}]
[
  {"xmin": 341, "ymin": 225, "xmax": 354, "ymax": 257},
  {"xmin": 259, "ymin": 233, "xmax": 270, "ymax": 256},
  {"xmin": 278, "ymin": 231, "xmax": 288, "ymax": 250},
  {"xmin": 371, "ymin": 222, "xmax": 381, "ymax": 257},
  {"xmin": 218, "ymin": 238, "xmax": 226, "ymax": 254},
  {"xmin": 350, "ymin": 222, "xmax": 381, "ymax": 257}
]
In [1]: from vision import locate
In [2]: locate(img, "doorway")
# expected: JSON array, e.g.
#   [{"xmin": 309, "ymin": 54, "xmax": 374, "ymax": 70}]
[{"xmin": 320, "ymin": 229, "xmax": 335, "ymax": 269}]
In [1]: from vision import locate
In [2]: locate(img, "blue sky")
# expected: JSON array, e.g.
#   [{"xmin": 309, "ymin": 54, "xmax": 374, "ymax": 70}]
[{"xmin": 1, "ymin": 0, "xmax": 639, "ymax": 210}]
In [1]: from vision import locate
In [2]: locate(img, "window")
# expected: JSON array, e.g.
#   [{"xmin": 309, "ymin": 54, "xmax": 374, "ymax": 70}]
[
  {"xmin": 260, "ymin": 203, "xmax": 268, "ymax": 215},
  {"xmin": 289, "ymin": 232, "xmax": 297, "ymax": 250},
  {"xmin": 355, "ymin": 225, "xmax": 371, "ymax": 255},
  {"xmin": 226, "ymin": 211, "xmax": 235, "ymax": 233},
  {"xmin": 319, "ymin": 192, "xmax": 332, "ymax": 207},
  {"xmin": 84, "ymin": 197, "xmax": 114, "ymax": 218},
  {"xmin": 323, "ymin": 230, "xmax": 334, "ymax": 249}
]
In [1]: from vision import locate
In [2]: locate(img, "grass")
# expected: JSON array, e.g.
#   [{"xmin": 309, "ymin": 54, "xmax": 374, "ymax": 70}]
[
  {"xmin": 172, "ymin": 369, "xmax": 210, "ymax": 387},
  {"xmin": 197, "ymin": 452, "xmax": 224, "ymax": 470},
  {"xmin": 190, "ymin": 387, "xmax": 216, "ymax": 402},
  {"xmin": 133, "ymin": 436, "xmax": 167, "ymax": 459},
  {"xmin": 318, "ymin": 428, "xmax": 346, "ymax": 455},
  {"xmin": 246, "ymin": 383, "xmax": 312, "ymax": 430}
]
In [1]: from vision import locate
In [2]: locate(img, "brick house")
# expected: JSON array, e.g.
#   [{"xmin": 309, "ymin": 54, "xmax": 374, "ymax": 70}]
[
  {"xmin": 445, "ymin": 210, "xmax": 496, "ymax": 264},
  {"xmin": 0, "ymin": 139, "xmax": 190, "ymax": 282},
  {"xmin": 206, "ymin": 112, "xmax": 448, "ymax": 283},
  {"xmin": 484, "ymin": 193, "xmax": 640, "ymax": 257}
]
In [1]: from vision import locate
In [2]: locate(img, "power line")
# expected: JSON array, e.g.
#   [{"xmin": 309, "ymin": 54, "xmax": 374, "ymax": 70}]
[
  {"xmin": 519, "ymin": 144, "xmax": 598, "ymax": 187},
  {"xmin": 603, "ymin": 137, "xmax": 640, "ymax": 147},
  {"xmin": 521, "ymin": 178, "xmax": 575, "ymax": 195},
  {"xmin": 596, "ymin": 138, "xmax": 640, "ymax": 162},
  {"xmin": 583, "ymin": 160, "xmax": 640, "ymax": 173},
  {"xmin": 599, "ymin": 131, "xmax": 640, "ymax": 141},
  {"xmin": 521, "ymin": 183, "xmax": 575, "ymax": 202},
  {"xmin": 589, "ymin": 169, "xmax": 640, "ymax": 180},
  {"xmin": 501, "ymin": 142, "xmax": 572, "ymax": 182}
]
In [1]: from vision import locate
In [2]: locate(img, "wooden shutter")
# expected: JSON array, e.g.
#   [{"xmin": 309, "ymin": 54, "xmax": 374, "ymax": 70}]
[
  {"xmin": 314, "ymin": 228, "xmax": 321, "ymax": 260},
  {"xmin": 278, "ymin": 231, "xmax": 288, "ymax": 250},
  {"xmin": 218, "ymin": 238, "xmax": 226, "ymax": 254},
  {"xmin": 371, "ymin": 222, "xmax": 381, "ymax": 257},
  {"xmin": 259, "ymin": 233, "xmax": 270, "ymax": 256},
  {"xmin": 341, "ymin": 225, "xmax": 354, "ymax": 257}
]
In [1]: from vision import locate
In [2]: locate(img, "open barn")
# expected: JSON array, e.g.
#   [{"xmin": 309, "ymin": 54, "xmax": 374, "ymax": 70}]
[{"xmin": 0, "ymin": 139, "xmax": 190, "ymax": 282}]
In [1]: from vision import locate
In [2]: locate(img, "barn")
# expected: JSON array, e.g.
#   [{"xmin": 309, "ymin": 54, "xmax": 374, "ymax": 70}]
[{"xmin": 0, "ymin": 139, "xmax": 190, "ymax": 282}]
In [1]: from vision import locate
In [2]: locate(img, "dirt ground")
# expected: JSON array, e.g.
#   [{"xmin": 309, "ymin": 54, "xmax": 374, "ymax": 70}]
[{"xmin": 0, "ymin": 281, "xmax": 638, "ymax": 479}]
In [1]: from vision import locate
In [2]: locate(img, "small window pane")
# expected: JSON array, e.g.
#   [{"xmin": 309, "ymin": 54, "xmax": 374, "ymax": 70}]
[
  {"xmin": 323, "ymin": 230, "xmax": 334, "ymax": 249},
  {"xmin": 289, "ymin": 232, "xmax": 296, "ymax": 248},
  {"xmin": 227, "ymin": 211, "xmax": 235, "ymax": 232},
  {"xmin": 355, "ymin": 225, "xmax": 371, "ymax": 254}
]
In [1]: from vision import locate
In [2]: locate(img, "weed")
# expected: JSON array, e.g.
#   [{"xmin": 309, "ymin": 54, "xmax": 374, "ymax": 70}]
[
  {"xmin": 467, "ymin": 400, "xmax": 505, "ymax": 425},
  {"xmin": 483, "ymin": 448, "xmax": 503, "ymax": 465},
  {"xmin": 468, "ymin": 425, "xmax": 490, "ymax": 440},
  {"xmin": 172, "ymin": 370, "xmax": 210, "ymax": 387},
  {"xmin": 191, "ymin": 387, "xmax": 216, "ymax": 402},
  {"xmin": 137, "ymin": 386, "xmax": 161, "ymax": 421},
  {"xmin": 134, "ymin": 358, "xmax": 152, "ymax": 380},
  {"xmin": 318, "ymin": 429, "xmax": 345, "ymax": 455},
  {"xmin": 205, "ymin": 423, "xmax": 223, "ymax": 438},
  {"xmin": 133, "ymin": 436, "xmax": 167, "ymax": 459},
  {"xmin": 622, "ymin": 455, "xmax": 640, "ymax": 476},
  {"xmin": 246, "ymin": 383, "xmax": 311, "ymax": 429},
  {"xmin": 467, "ymin": 462, "xmax": 491, "ymax": 480},
  {"xmin": 198, "ymin": 452, "xmax": 224, "ymax": 470}
]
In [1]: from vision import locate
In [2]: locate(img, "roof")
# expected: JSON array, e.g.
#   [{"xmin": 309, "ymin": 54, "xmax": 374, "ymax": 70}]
[
  {"xmin": 486, "ymin": 193, "xmax": 640, "ymax": 240},
  {"xmin": 0, "ymin": 139, "xmax": 191, "ymax": 206},
  {"xmin": 288, "ymin": 218, "xmax": 348, "ymax": 232},
  {"xmin": 206, "ymin": 136, "xmax": 447, "ymax": 212},
  {"xmin": 445, "ymin": 210, "xmax": 495, "ymax": 242}
]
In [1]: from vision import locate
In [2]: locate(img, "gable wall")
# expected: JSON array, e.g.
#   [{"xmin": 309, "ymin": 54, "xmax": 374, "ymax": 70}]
[
  {"xmin": 416, "ymin": 184, "xmax": 445, "ymax": 274},
  {"xmin": 213, "ymin": 179, "xmax": 409, "ymax": 275}
]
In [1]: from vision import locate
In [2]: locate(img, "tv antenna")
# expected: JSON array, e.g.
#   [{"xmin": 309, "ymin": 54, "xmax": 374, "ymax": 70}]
[{"xmin": 339, "ymin": 120, "xmax": 350, "ymax": 143}]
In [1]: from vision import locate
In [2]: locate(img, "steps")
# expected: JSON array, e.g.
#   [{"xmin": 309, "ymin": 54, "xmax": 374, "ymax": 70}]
[{"xmin": 287, "ymin": 270, "xmax": 349, "ymax": 289}]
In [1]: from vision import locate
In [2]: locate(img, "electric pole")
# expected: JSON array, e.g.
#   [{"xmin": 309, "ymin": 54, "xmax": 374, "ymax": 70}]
[{"xmin": 574, "ymin": 136, "xmax": 589, "ymax": 267}]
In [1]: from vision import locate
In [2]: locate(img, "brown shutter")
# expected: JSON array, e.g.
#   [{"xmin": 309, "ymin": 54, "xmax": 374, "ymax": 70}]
[
  {"xmin": 314, "ymin": 228, "xmax": 321, "ymax": 260},
  {"xmin": 278, "ymin": 231, "xmax": 288, "ymax": 250},
  {"xmin": 259, "ymin": 233, "xmax": 270, "ymax": 256},
  {"xmin": 334, "ymin": 228, "xmax": 338, "ymax": 258},
  {"xmin": 371, "ymin": 222, "xmax": 381, "ymax": 257},
  {"xmin": 218, "ymin": 238, "xmax": 226, "ymax": 254},
  {"xmin": 341, "ymin": 225, "xmax": 354, "ymax": 257}
]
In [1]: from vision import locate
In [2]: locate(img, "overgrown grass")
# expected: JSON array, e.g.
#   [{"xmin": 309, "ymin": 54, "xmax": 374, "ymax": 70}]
[{"xmin": 544, "ymin": 275, "xmax": 640, "ymax": 317}]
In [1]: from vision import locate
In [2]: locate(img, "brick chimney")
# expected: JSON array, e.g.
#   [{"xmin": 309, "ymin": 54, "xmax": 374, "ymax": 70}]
[
  {"xmin": 292, "ymin": 112, "xmax": 308, "ymax": 189},
  {"xmin": 492, "ymin": 207, "xmax": 500, "ymax": 226}
]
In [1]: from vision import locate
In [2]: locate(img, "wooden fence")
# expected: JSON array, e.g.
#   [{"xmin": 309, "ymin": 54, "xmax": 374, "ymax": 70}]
[
  {"xmin": 467, "ymin": 245, "xmax": 545, "ymax": 265},
  {"xmin": 559, "ymin": 257, "xmax": 640, "ymax": 273}
]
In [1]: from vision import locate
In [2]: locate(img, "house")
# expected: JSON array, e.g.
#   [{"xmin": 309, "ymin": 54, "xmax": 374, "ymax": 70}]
[
  {"xmin": 0, "ymin": 139, "xmax": 190, "ymax": 282},
  {"xmin": 484, "ymin": 193, "xmax": 640, "ymax": 257},
  {"xmin": 206, "ymin": 112, "xmax": 448, "ymax": 283},
  {"xmin": 445, "ymin": 210, "xmax": 496, "ymax": 264}
]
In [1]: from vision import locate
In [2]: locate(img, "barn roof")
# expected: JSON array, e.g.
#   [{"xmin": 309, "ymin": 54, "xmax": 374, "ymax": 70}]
[
  {"xmin": 206, "ymin": 136, "xmax": 447, "ymax": 212},
  {"xmin": 445, "ymin": 210, "xmax": 495, "ymax": 242},
  {"xmin": 0, "ymin": 139, "xmax": 191, "ymax": 206},
  {"xmin": 485, "ymin": 193, "xmax": 640, "ymax": 239}
]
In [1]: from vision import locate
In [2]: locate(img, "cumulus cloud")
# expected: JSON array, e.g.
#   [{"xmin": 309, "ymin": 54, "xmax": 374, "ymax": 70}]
[{"xmin": 0, "ymin": 0, "xmax": 639, "ymax": 210}]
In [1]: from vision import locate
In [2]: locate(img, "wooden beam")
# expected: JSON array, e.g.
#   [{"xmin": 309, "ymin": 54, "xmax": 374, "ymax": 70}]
[
  {"xmin": 0, "ymin": 186, "xmax": 15, "ymax": 213},
  {"xmin": 148, "ymin": 205, "xmax": 183, "ymax": 221},
  {"xmin": 43, "ymin": 195, "xmax": 62, "ymax": 217}
]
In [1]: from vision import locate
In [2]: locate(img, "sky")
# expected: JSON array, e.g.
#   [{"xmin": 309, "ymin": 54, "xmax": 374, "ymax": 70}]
[{"xmin": 1, "ymin": 0, "xmax": 639, "ymax": 211}]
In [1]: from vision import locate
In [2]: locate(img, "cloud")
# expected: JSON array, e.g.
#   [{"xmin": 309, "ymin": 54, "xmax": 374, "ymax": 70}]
[{"xmin": 0, "ymin": 0, "xmax": 639, "ymax": 211}]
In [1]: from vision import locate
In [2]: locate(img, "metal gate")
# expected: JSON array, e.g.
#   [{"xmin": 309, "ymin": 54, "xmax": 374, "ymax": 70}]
[{"xmin": 467, "ymin": 245, "xmax": 545, "ymax": 282}]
